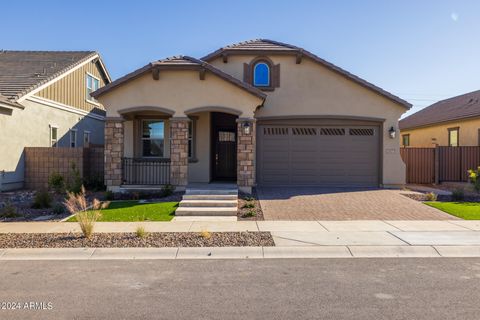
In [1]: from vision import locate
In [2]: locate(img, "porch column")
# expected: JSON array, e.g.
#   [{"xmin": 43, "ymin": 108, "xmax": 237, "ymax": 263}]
[
  {"xmin": 105, "ymin": 119, "xmax": 124, "ymax": 191},
  {"xmin": 170, "ymin": 117, "xmax": 190, "ymax": 189},
  {"xmin": 237, "ymin": 118, "xmax": 256, "ymax": 194}
]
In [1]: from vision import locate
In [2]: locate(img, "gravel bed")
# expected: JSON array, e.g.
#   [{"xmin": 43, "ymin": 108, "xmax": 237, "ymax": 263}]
[
  {"xmin": 0, "ymin": 232, "xmax": 275, "ymax": 248},
  {"xmin": 238, "ymin": 189, "xmax": 264, "ymax": 220}
]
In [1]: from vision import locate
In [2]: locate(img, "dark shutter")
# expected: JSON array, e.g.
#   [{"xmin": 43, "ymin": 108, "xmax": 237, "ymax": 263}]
[
  {"xmin": 243, "ymin": 63, "xmax": 251, "ymax": 84},
  {"xmin": 272, "ymin": 64, "xmax": 280, "ymax": 88}
]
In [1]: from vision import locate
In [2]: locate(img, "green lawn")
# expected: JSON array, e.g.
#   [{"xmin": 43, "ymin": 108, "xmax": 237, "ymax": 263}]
[
  {"xmin": 67, "ymin": 201, "xmax": 178, "ymax": 222},
  {"xmin": 425, "ymin": 202, "xmax": 480, "ymax": 220}
]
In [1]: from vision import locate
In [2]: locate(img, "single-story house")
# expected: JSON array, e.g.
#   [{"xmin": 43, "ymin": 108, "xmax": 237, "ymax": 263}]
[
  {"xmin": 92, "ymin": 39, "xmax": 411, "ymax": 193},
  {"xmin": 0, "ymin": 51, "xmax": 111, "ymax": 191},
  {"xmin": 400, "ymin": 90, "xmax": 480, "ymax": 147}
]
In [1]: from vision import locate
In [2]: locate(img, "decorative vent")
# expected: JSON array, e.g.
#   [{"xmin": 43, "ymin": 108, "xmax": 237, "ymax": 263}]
[
  {"xmin": 349, "ymin": 128, "xmax": 374, "ymax": 136},
  {"xmin": 292, "ymin": 128, "xmax": 317, "ymax": 135},
  {"xmin": 319, "ymin": 128, "xmax": 345, "ymax": 136},
  {"xmin": 263, "ymin": 127, "xmax": 289, "ymax": 135}
]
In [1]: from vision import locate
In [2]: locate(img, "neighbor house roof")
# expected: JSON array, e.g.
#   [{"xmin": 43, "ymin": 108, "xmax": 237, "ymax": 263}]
[
  {"xmin": 202, "ymin": 39, "xmax": 411, "ymax": 109},
  {"xmin": 0, "ymin": 50, "xmax": 111, "ymax": 103},
  {"xmin": 92, "ymin": 55, "xmax": 267, "ymax": 100},
  {"xmin": 399, "ymin": 90, "xmax": 480, "ymax": 130}
]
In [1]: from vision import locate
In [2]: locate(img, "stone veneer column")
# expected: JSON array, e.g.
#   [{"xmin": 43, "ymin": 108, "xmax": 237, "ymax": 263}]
[
  {"xmin": 169, "ymin": 118, "xmax": 190, "ymax": 188},
  {"xmin": 237, "ymin": 118, "xmax": 256, "ymax": 194},
  {"xmin": 104, "ymin": 119, "xmax": 124, "ymax": 191}
]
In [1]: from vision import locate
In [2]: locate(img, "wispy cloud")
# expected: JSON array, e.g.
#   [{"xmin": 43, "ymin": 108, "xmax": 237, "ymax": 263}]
[{"xmin": 451, "ymin": 12, "xmax": 459, "ymax": 22}]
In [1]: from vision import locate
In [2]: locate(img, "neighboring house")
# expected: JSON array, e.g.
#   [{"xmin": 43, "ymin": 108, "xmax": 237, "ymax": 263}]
[
  {"xmin": 0, "ymin": 51, "xmax": 111, "ymax": 191},
  {"xmin": 92, "ymin": 39, "xmax": 411, "ymax": 193},
  {"xmin": 400, "ymin": 90, "xmax": 480, "ymax": 147}
]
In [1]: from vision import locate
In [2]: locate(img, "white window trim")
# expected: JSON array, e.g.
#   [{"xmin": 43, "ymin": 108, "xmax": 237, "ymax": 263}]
[
  {"xmin": 69, "ymin": 129, "xmax": 78, "ymax": 148},
  {"xmin": 86, "ymin": 72, "xmax": 101, "ymax": 104},
  {"xmin": 253, "ymin": 62, "xmax": 270, "ymax": 87},
  {"xmin": 50, "ymin": 125, "xmax": 58, "ymax": 147},
  {"xmin": 141, "ymin": 119, "xmax": 165, "ymax": 158},
  {"xmin": 83, "ymin": 130, "xmax": 91, "ymax": 145}
]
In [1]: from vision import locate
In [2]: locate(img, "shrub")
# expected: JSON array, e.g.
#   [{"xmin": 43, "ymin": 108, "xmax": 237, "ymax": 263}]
[
  {"xmin": 243, "ymin": 202, "xmax": 255, "ymax": 209},
  {"xmin": 52, "ymin": 203, "xmax": 65, "ymax": 215},
  {"xmin": 32, "ymin": 190, "xmax": 52, "ymax": 209},
  {"xmin": 101, "ymin": 201, "xmax": 111, "ymax": 209},
  {"xmin": 244, "ymin": 196, "xmax": 255, "ymax": 202},
  {"xmin": 425, "ymin": 192, "xmax": 438, "ymax": 201},
  {"xmin": 160, "ymin": 184, "xmax": 175, "ymax": 197},
  {"xmin": 200, "ymin": 229, "xmax": 211, "ymax": 239},
  {"xmin": 135, "ymin": 226, "xmax": 148, "ymax": 238},
  {"xmin": 48, "ymin": 172, "xmax": 65, "ymax": 194},
  {"xmin": 451, "ymin": 188, "xmax": 465, "ymax": 201},
  {"xmin": 0, "ymin": 201, "xmax": 19, "ymax": 218},
  {"xmin": 64, "ymin": 186, "xmax": 101, "ymax": 239},
  {"xmin": 468, "ymin": 167, "xmax": 480, "ymax": 192},
  {"xmin": 243, "ymin": 210, "xmax": 256, "ymax": 218},
  {"xmin": 105, "ymin": 191, "xmax": 114, "ymax": 201},
  {"xmin": 83, "ymin": 174, "xmax": 105, "ymax": 192},
  {"xmin": 66, "ymin": 162, "xmax": 83, "ymax": 194}
]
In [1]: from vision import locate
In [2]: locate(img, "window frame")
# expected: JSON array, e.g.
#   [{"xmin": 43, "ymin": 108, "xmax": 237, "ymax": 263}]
[
  {"xmin": 253, "ymin": 61, "xmax": 271, "ymax": 87},
  {"xmin": 83, "ymin": 131, "xmax": 91, "ymax": 146},
  {"xmin": 402, "ymin": 134, "xmax": 410, "ymax": 147},
  {"xmin": 50, "ymin": 125, "xmax": 58, "ymax": 147},
  {"xmin": 69, "ymin": 129, "xmax": 77, "ymax": 148},
  {"xmin": 141, "ymin": 119, "xmax": 166, "ymax": 158},
  {"xmin": 86, "ymin": 73, "xmax": 100, "ymax": 103},
  {"xmin": 448, "ymin": 127, "xmax": 459, "ymax": 147}
]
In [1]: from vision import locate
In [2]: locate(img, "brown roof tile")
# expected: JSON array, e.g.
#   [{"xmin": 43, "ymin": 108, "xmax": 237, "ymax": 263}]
[
  {"xmin": 399, "ymin": 90, "xmax": 480, "ymax": 130},
  {"xmin": 202, "ymin": 39, "xmax": 411, "ymax": 109}
]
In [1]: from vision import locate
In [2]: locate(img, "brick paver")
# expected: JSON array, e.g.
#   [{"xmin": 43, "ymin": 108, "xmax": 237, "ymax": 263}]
[{"xmin": 257, "ymin": 187, "xmax": 456, "ymax": 220}]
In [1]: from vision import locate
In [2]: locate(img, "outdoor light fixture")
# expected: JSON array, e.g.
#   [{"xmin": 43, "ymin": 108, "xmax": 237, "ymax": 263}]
[
  {"xmin": 389, "ymin": 126, "xmax": 396, "ymax": 139},
  {"xmin": 243, "ymin": 122, "xmax": 251, "ymax": 135}
]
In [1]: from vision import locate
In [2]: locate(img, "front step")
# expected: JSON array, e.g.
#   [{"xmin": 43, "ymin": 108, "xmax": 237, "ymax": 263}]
[
  {"xmin": 182, "ymin": 194, "xmax": 238, "ymax": 200},
  {"xmin": 179, "ymin": 200, "xmax": 237, "ymax": 208},
  {"xmin": 185, "ymin": 189, "xmax": 238, "ymax": 196},
  {"xmin": 175, "ymin": 207, "xmax": 238, "ymax": 216}
]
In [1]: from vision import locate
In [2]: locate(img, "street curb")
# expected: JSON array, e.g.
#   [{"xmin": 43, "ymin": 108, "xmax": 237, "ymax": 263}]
[{"xmin": 1, "ymin": 245, "xmax": 480, "ymax": 260}]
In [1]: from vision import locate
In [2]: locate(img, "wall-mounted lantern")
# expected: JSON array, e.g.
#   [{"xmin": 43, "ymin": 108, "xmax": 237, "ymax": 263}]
[
  {"xmin": 243, "ymin": 122, "xmax": 251, "ymax": 135},
  {"xmin": 388, "ymin": 126, "xmax": 396, "ymax": 139}
]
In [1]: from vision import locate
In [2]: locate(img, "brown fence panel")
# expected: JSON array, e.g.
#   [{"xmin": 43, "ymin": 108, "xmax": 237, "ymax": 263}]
[
  {"xmin": 438, "ymin": 146, "xmax": 461, "ymax": 181},
  {"xmin": 400, "ymin": 148, "xmax": 435, "ymax": 184},
  {"xmin": 459, "ymin": 147, "xmax": 480, "ymax": 182}
]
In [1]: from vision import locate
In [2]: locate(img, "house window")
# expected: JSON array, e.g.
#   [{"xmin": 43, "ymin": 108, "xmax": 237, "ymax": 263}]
[
  {"xmin": 188, "ymin": 119, "xmax": 196, "ymax": 159},
  {"xmin": 69, "ymin": 129, "xmax": 77, "ymax": 148},
  {"xmin": 86, "ymin": 74, "xmax": 100, "ymax": 102},
  {"xmin": 253, "ymin": 62, "xmax": 270, "ymax": 87},
  {"xmin": 448, "ymin": 127, "xmax": 459, "ymax": 147},
  {"xmin": 50, "ymin": 126, "xmax": 58, "ymax": 147},
  {"xmin": 83, "ymin": 131, "xmax": 91, "ymax": 145},
  {"xmin": 402, "ymin": 134, "xmax": 410, "ymax": 147},
  {"xmin": 142, "ymin": 120, "xmax": 165, "ymax": 157}
]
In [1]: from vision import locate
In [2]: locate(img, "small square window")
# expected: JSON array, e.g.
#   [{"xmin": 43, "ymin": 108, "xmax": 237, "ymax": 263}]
[
  {"xmin": 50, "ymin": 126, "xmax": 58, "ymax": 147},
  {"xmin": 70, "ymin": 129, "xmax": 77, "ymax": 148},
  {"xmin": 86, "ymin": 74, "xmax": 100, "ymax": 102},
  {"xmin": 83, "ymin": 131, "xmax": 91, "ymax": 145},
  {"xmin": 448, "ymin": 128, "xmax": 459, "ymax": 147},
  {"xmin": 402, "ymin": 134, "xmax": 410, "ymax": 147}
]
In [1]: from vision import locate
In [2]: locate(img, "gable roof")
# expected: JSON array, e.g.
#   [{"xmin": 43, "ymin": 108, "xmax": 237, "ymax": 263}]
[
  {"xmin": 399, "ymin": 90, "xmax": 480, "ymax": 130},
  {"xmin": 0, "ymin": 50, "xmax": 111, "ymax": 103},
  {"xmin": 91, "ymin": 55, "xmax": 266, "ymax": 100},
  {"xmin": 202, "ymin": 39, "xmax": 411, "ymax": 109}
]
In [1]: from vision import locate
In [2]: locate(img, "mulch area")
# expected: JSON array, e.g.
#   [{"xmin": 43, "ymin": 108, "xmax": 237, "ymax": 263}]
[
  {"xmin": 0, "ymin": 232, "xmax": 274, "ymax": 248},
  {"xmin": 237, "ymin": 189, "xmax": 264, "ymax": 221}
]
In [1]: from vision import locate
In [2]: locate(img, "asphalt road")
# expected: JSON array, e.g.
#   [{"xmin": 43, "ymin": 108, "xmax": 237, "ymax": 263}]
[{"xmin": 0, "ymin": 258, "xmax": 479, "ymax": 319}]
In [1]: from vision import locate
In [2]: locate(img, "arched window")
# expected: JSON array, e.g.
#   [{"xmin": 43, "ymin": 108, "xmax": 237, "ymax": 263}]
[{"xmin": 253, "ymin": 62, "xmax": 270, "ymax": 87}]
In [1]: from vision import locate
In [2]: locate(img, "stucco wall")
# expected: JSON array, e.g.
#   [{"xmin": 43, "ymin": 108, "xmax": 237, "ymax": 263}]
[
  {"xmin": 98, "ymin": 70, "xmax": 263, "ymax": 118},
  {"xmin": 188, "ymin": 112, "xmax": 211, "ymax": 182},
  {"xmin": 0, "ymin": 99, "xmax": 104, "ymax": 191},
  {"xmin": 210, "ymin": 54, "xmax": 408, "ymax": 186},
  {"xmin": 400, "ymin": 118, "xmax": 480, "ymax": 147}
]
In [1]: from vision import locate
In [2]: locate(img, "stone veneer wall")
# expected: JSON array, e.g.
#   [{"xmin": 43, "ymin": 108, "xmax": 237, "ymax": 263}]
[
  {"xmin": 169, "ymin": 119, "xmax": 189, "ymax": 188},
  {"xmin": 237, "ymin": 119, "xmax": 255, "ymax": 193},
  {"xmin": 104, "ymin": 120, "xmax": 124, "ymax": 189}
]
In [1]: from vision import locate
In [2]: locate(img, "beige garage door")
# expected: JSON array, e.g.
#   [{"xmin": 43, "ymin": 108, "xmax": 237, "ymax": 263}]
[{"xmin": 257, "ymin": 123, "xmax": 380, "ymax": 187}]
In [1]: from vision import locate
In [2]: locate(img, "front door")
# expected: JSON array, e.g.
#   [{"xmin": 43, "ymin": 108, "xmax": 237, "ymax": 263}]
[{"xmin": 211, "ymin": 113, "xmax": 237, "ymax": 181}]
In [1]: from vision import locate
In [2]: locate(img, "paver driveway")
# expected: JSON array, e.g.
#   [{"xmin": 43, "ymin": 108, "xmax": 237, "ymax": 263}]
[{"xmin": 257, "ymin": 187, "xmax": 455, "ymax": 220}]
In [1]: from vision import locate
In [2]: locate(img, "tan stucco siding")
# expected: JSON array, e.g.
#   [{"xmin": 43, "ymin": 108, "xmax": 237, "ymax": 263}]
[
  {"xmin": 188, "ymin": 112, "xmax": 211, "ymax": 182},
  {"xmin": 35, "ymin": 60, "xmax": 107, "ymax": 114},
  {"xmin": 98, "ymin": 70, "xmax": 263, "ymax": 118},
  {"xmin": 210, "ymin": 54, "xmax": 407, "ymax": 186},
  {"xmin": 0, "ymin": 99, "xmax": 104, "ymax": 190},
  {"xmin": 401, "ymin": 118, "xmax": 480, "ymax": 147}
]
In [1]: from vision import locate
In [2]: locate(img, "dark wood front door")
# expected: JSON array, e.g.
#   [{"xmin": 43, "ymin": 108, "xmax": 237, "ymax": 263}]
[{"xmin": 212, "ymin": 113, "xmax": 237, "ymax": 181}]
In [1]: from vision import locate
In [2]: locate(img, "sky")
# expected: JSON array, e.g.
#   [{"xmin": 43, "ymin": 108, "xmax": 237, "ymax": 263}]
[{"xmin": 1, "ymin": 0, "xmax": 479, "ymax": 117}]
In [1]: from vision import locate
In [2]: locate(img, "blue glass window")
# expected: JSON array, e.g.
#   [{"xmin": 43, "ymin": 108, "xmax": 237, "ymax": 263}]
[{"xmin": 253, "ymin": 62, "xmax": 270, "ymax": 87}]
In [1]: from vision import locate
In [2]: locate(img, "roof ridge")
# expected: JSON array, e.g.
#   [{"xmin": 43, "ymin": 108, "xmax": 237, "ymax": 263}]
[{"xmin": 0, "ymin": 50, "xmax": 96, "ymax": 54}]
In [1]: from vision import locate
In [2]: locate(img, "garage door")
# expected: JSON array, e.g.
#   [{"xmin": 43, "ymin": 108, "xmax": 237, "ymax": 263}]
[{"xmin": 257, "ymin": 123, "xmax": 380, "ymax": 187}]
